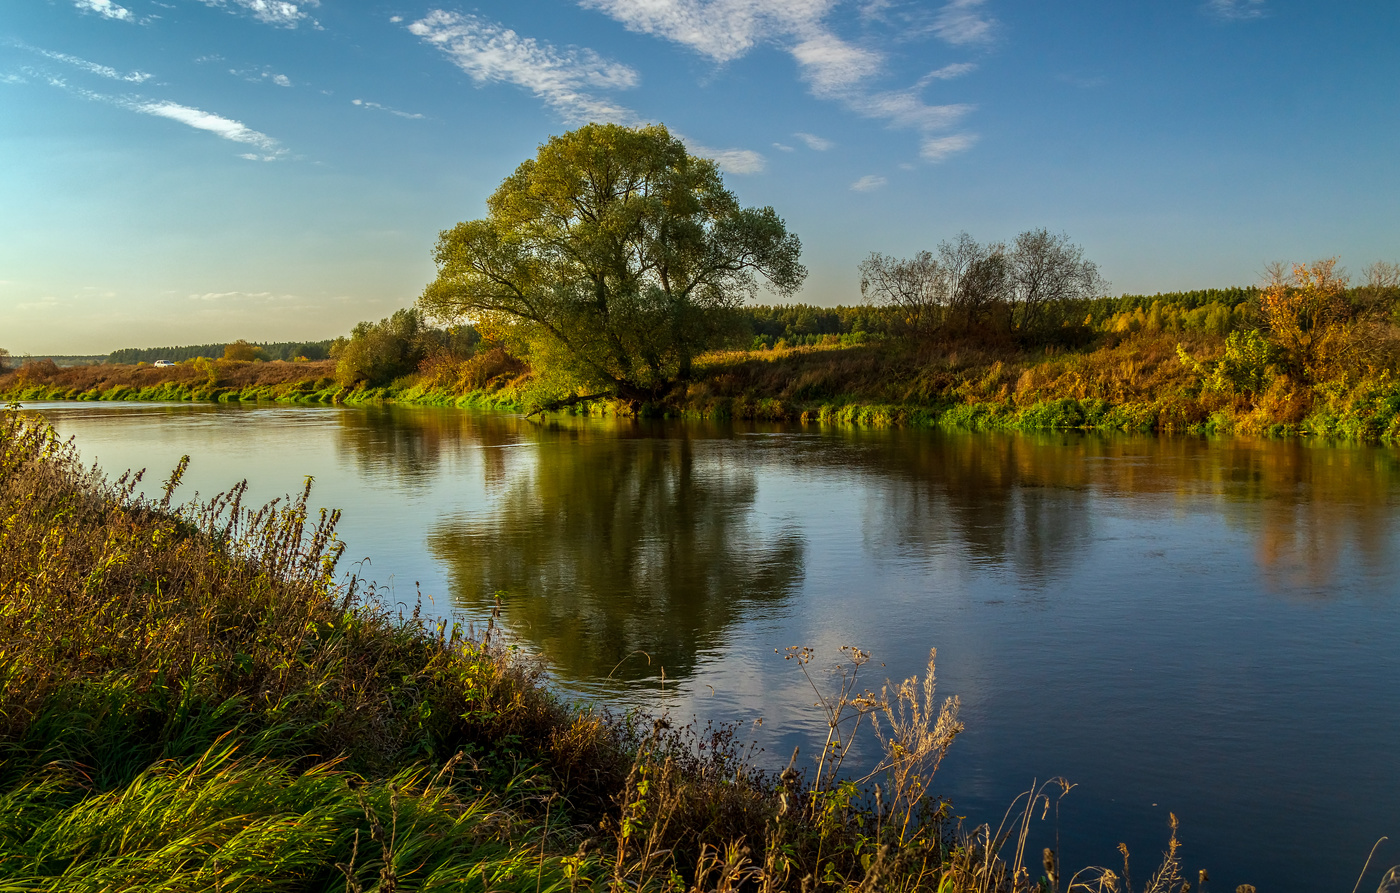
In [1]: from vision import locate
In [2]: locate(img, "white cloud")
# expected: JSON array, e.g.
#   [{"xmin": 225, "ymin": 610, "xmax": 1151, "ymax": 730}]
[
  {"xmin": 1, "ymin": 74, "xmax": 27, "ymax": 85},
  {"xmin": 1205, "ymin": 0, "xmax": 1266, "ymax": 21},
  {"xmin": 131, "ymin": 100, "xmax": 285, "ymax": 156},
  {"xmin": 409, "ymin": 10, "xmax": 640, "ymax": 125},
  {"xmin": 389, "ymin": 14, "xmax": 403, "ymax": 22},
  {"xmin": 920, "ymin": 61, "xmax": 976, "ymax": 82},
  {"xmin": 850, "ymin": 174, "xmax": 887, "ymax": 191},
  {"xmin": 24, "ymin": 46, "xmax": 152, "ymax": 82},
  {"xmin": 194, "ymin": 0, "xmax": 320, "ymax": 28},
  {"xmin": 793, "ymin": 132, "xmax": 832, "ymax": 151},
  {"xmin": 578, "ymin": 0, "xmax": 780, "ymax": 64},
  {"xmin": 858, "ymin": 91, "xmax": 972, "ymax": 131},
  {"xmin": 32, "ymin": 73, "xmax": 288, "ymax": 158},
  {"xmin": 229, "ymin": 67, "xmax": 294, "ymax": 86},
  {"xmin": 578, "ymin": 0, "xmax": 983, "ymax": 163},
  {"xmin": 772, "ymin": 142, "xmax": 794, "ymax": 152},
  {"xmin": 932, "ymin": 0, "xmax": 996, "ymax": 46},
  {"xmin": 74, "ymin": 0, "xmax": 135, "ymax": 21},
  {"xmin": 920, "ymin": 132, "xmax": 976, "ymax": 161},
  {"xmin": 790, "ymin": 31, "xmax": 882, "ymax": 98},
  {"xmin": 682, "ymin": 139, "xmax": 766, "ymax": 174},
  {"xmin": 352, "ymin": 98, "xmax": 425, "ymax": 119}
]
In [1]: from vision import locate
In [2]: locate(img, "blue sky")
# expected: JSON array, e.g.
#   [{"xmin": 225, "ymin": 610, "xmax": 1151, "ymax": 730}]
[{"xmin": 2, "ymin": 0, "xmax": 1398, "ymax": 354}]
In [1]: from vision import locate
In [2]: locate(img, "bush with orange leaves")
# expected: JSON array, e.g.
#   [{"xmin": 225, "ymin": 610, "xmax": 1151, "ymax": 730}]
[{"xmin": 1257, "ymin": 258, "xmax": 1368, "ymax": 382}]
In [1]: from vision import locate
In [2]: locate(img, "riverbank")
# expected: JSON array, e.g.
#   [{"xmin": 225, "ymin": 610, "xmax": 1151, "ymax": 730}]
[
  {"xmin": 13, "ymin": 404, "xmax": 1204, "ymax": 892},
  {"xmin": 6, "ymin": 333, "xmax": 1399, "ymax": 440}
]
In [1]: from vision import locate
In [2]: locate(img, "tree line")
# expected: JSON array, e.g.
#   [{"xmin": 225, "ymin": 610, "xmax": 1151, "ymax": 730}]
[{"xmin": 106, "ymin": 340, "xmax": 334, "ymax": 365}]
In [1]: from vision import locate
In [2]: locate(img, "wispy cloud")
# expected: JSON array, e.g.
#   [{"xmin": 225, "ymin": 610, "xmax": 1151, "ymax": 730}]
[
  {"xmin": 193, "ymin": 0, "xmax": 320, "ymax": 29},
  {"xmin": 229, "ymin": 66, "xmax": 293, "ymax": 86},
  {"xmin": 932, "ymin": 0, "xmax": 996, "ymax": 46},
  {"xmin": 793, "ymin": 132, "xmax": 832, "ymax": 151},
  {"xmin": 683, "ymin": 140, "xmax": 765, "ymax": 174},
  {"xmin": 74, "ymin": 0, "xmax": 135, "ymax": 22},
  {"xmin": 1204, "ymin": 0, "xmax": 1267, "ymax": 21},
  {"xmin": 132, "ymin": 100, "xmax": 283, "ymax": 156},
  {"xmin": 353, "ymin": 98, "xmax": 424, "ymax": 119},
  {"xmin": 850, "ymin": 174, "xmax": 887, "ymax": 191},
  {"xmin": 772, "ymin": 141, "xmax": 794, "ymax": 152},
  {"xmin": 578, "ymin": 0, "xmax": 982, "ymax": 162},
  {"xmin": 41, "ymin": 74, "xmax": 287, "ymax": 159},
  {"xmin": 920, "ymin": 132, "xmax": 976, "ymax": 161},
  {"xmin": 920, "ymin": 61, "xmax": 976, "ymax": 82},
  {"xmin": 409, "ymin": 10, "xmax": 639, "ymax": 125},
  {"xmin": 20, "ymin": 45, "xmax": 152, "ymax": 82}
]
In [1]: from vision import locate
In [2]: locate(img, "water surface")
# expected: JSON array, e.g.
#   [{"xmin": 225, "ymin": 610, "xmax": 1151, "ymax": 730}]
[{"xmin": 27, "ymin": 401, "xmax": 1400, "ymax": 891}]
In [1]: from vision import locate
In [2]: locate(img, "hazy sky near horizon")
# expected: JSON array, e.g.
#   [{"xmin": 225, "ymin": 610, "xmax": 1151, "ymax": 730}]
[{"xmin": 2, "ymin": 0, "xmax": 1398, "ymax": 354}]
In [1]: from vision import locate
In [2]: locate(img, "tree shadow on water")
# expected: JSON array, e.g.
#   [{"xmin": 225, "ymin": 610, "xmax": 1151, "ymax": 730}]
[{"xmin": 428, "ymin": 431, "xmax": 806, "ymax": 687}]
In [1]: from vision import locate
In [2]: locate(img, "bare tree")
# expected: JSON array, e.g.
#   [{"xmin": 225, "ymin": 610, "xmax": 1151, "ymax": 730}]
[
  {"xmin": 858, "ymin": 250, "xmax": 948, "ymax": 337},
  {"xmin": 939, "ymin": 232, "xmax": 1010, "ymax": 332},
  {"xmin": 1007, "ymin": 229, "xmax": 1107, "ymax": 338},
  {"xmin": 1359, "ymin": 260, "xmax": 1400, "ymax": 315}
]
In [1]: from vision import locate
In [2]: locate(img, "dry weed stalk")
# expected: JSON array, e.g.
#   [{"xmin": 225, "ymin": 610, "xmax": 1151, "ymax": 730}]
[{"xmin": 867, "ymin": 648, "xmax": 964, "ymax": 845}]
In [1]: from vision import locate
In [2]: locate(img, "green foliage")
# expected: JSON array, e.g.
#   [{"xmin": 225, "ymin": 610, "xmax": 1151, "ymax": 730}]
[
  {"xmin": 332, "ymin": 308, "xmax": 479, "ymax": 388},
  {"xmin": 1184, "ymin": 329, "xmax": 1276, "ymax": 395},
  {"xmin": 739, "ymin": 304, "xmax": 891, "ymax": 348},
  {"xmin": 420, "ymin": 123, "xmax": 806, "ymax": 410},
  {"xmin": 223, "ymin": 338, "xmax": 266, "ymax": 361},
  {"xmin": 1084, "ymin": 287, "xmax": 1259, "ymax": 322}
]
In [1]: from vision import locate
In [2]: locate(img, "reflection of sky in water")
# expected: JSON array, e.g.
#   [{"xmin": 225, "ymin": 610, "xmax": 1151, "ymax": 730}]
[{"xmin": 27, "ymin": 401, "xmax": 1400, "ymax": 893}]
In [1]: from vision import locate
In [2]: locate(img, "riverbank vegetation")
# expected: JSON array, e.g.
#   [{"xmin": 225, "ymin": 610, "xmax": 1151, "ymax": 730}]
[
  {"xmin": 6, "ymin": 258, "xmax": 1399, "ymax": 438},
  {"xmin": 2, "ymin": 405, "xmax": 1225, "ymax": 891}
]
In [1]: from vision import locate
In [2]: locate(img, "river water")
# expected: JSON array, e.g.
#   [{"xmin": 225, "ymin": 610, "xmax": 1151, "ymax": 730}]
[{"xmin": 25, "ymin": 400, "xmax": 1400, "ymax": 891}]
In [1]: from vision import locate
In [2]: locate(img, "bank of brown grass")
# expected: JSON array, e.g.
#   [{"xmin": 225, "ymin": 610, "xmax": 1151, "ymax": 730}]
[{"xmin": 0, "ymin": 357, "xmax": 337, "ymax": 395}]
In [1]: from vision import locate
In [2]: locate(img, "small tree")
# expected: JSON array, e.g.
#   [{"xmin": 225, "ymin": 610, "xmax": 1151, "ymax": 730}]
[
  {"xmin": 858, "ymin": 250, "xmax": 946, "ymax": 338},
  {"xmin": 1006, "ymin": 228, "xmax": 1107, "ymax": 339},
  {"xmin": 333, "ymin": 308, "xmax": 436, "ymax": 387},
  {"xmin": 0, "ymin": 348, "xmax": 10, "ymax": 374},
  {"xmin": 223, "ymin": 340, "xmax": 265, "ymax": 362},
  {"xmin": 1257, "ymin": 258, "xmax": 1354, "ymax": 382},
  {"xmin": 940, "ymin": 232, "xmax": 1010, "ymax": 333},
  {"xmin": 420, "ymin": 123, "xmax": 805, "ymax": 411}
]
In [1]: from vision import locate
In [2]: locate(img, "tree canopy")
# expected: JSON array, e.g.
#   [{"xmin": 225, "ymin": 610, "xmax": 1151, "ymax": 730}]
[{"xmin": 419, "ymin": 123, "xmax": 806, "ymax": 410}]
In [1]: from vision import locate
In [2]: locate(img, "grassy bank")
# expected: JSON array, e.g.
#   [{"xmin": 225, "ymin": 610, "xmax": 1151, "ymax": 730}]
[
  {"xmin": 678, "ymin": 335, "xmax": 1400, "ymax": 440},
  {"xmin": 7, "ymin": 329, "xmax": 1399, "ymax": 441},
  {"xmin": 4, "ymin": 404, "xmax": 1219, "ymax": 891},
  {"xmin": 0, "ymin": 357, "xmax": 526, "ymax": 412}
]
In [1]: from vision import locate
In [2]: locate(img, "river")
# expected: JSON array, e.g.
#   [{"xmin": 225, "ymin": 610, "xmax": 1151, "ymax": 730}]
[{"xmin": 24, "ymin": 400, "xmax": 1400, "ymax": 891}]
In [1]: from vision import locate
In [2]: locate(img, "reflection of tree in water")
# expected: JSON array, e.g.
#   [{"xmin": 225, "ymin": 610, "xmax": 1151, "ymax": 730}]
[
  {"xmin": 838, "ymin": 427, "xmax": 1399, "ymax": 595},
  {"xmin": 1204, "ymin": 438, "xmax": 1400, "ymax": 593},
  {"xmin": 843, "ymin": 430, "xmax": 1096, "ymax": 584},
  {"xmin": 333, "ymin": 405, "xmax": 524, "ymax": 485},
  {"xmin": 429, "ymin": 427, "xmax": 805, "ymax": 685}
]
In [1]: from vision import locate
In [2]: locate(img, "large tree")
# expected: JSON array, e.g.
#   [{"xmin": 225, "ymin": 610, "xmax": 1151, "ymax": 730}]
[{"xmin": 420, "ymin": 123, "xmax": 806, "ymax": 411}]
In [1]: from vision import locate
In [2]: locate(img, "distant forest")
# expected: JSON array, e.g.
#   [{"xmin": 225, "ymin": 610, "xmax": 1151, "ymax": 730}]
[{"xmin": 106, "ymin": 340, "xmax": 335, "ymax": 365}]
